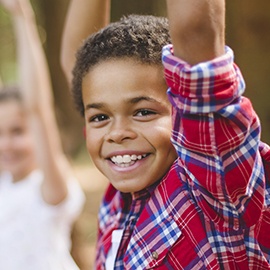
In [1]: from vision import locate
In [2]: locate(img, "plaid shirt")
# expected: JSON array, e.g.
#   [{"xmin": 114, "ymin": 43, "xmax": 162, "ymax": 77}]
[{"xmin": 95, "ymin": 46, "xmax": 270, "ymax": 269}]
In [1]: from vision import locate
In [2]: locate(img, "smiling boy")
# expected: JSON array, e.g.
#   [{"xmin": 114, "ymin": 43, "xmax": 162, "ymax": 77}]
[
  {"xmin": 82, "ymin": 58, "xmax": 177, "ymax": 194},
  {"xmin": 62, "ymin": 0, "xmax": 270, "ymax": 269}
]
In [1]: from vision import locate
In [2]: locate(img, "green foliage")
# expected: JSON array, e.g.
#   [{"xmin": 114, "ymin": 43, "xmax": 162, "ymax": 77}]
[{"xmin": 0, "ymin": 8, "xmax": 16, "ymax": 83}]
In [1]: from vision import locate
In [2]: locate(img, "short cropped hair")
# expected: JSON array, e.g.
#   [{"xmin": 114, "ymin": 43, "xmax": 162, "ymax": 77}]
[{"xmin": 72, "ymin": 14, "xmax": 171, "ymax": 116}]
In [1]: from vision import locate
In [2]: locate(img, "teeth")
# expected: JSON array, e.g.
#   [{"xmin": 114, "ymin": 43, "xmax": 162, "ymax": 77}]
[
  {"xmin": 123, "ymin": 155, "xmax": 131, "ymax": 163},
  {"xmin": 111, "ymin": 154, "xmax": 147, "ymax": 165}
]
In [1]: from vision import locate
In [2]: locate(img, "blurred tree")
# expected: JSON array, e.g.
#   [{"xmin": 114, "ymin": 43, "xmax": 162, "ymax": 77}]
[
  {"xmin": 111, "ymin": 0, "xmax": 167, "ymax": 21},
  {"xmin": 0, "ymin": 7, "xmax": 16, "ymax": 82},
  {"xmin": 37, "ymin": 0, "xmax": 85, "ymax": 156},
  {"xmin": 226, "ymin": 1, "xmax": 270, "ymax": 144}
]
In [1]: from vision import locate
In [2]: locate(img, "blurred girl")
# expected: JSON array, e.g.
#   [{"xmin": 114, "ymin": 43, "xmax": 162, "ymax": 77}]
[{"xmin": 0, "ymin": 0, "xmax": 85, "ymax": 269}]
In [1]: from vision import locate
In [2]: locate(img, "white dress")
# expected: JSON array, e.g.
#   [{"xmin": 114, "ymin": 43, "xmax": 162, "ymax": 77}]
[{"xmin": 0, "ymin": 170, "xmax": 85, "ymax": 270}]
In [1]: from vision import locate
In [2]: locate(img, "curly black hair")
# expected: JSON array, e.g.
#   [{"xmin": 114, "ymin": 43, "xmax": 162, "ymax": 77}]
[{"xmin": 72, "ymin": 14, "xmax": 171, "ymax": 116}]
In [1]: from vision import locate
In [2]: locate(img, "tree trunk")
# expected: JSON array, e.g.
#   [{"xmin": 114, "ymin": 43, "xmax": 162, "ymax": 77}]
[
  {"xmin": 111, "ymin": 0, "xmax": 167, "ymax": 21},
  {"xmin": 38, "ymin": 0, "xmax": 85, "ymax": 156},
  {"xmin": 226, "ymin": 0, "xmax": 270, "ymax": 144}
]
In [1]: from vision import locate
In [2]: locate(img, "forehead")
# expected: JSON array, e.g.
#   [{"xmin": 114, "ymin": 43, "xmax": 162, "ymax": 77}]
[
  {"xmin": 82, "ymin": 59, "xmax": 168, "ymax": 104},
  {"xmin": 0, "ymin": 100, "xmax": 26, "ymax": 126}
]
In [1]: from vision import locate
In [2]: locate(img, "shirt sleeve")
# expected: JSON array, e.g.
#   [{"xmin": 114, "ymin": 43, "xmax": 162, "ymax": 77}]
[
  {"xmin": 42, "ymin": 177, "xmax": 85, "ymax": 222},
  {"xmin": 162, "ymin": 45, "xmax": 266, "ymax": 229}
]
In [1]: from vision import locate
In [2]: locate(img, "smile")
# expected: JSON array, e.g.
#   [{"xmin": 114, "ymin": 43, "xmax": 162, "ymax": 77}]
[{"xmin": 110, "ymin": 154, "xmax": 148, "ymax": 167}]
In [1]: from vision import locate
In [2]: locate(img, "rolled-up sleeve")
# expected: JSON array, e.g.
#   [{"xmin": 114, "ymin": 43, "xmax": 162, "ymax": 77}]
[{"xmin": 162, "ymin": 45, "xmax": 266, "ymax": 229}]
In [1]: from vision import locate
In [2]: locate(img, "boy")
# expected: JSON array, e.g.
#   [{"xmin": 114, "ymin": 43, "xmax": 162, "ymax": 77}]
[{"xmin": 62, "ymin": 0, "xmax": 270, "ymax": 269}]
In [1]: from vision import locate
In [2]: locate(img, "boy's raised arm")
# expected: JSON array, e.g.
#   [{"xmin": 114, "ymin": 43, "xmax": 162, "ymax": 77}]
[
  {"xmin": 166, "ymin": 0, "xmax": 225, "ymax": 65},
  {"xmin": 61, "ymin": 0, "xmax": 110, "ymax": 86}
]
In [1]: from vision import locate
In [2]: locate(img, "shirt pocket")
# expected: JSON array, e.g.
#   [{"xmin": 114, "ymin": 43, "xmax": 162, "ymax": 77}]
[{"xmin": 123, "ymin": 214, "xmax": 182, "ymax": 269}]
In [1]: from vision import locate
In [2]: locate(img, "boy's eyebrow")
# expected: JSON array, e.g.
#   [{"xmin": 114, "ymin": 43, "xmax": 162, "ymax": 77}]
[
  {"xmin": 85, "ymin": 96, "xmax": 161, "ymax": 111},
  {"xmin": 129, "ymin": 96, "xmax": 160, "ymax": 104},
  {"xmin": 85, "ymin": 103, "xmax": 104, "ymax": 110}
]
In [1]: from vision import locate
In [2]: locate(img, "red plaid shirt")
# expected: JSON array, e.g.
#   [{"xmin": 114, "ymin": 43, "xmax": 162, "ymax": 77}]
[{"xmin": 95, "ymin": 46, "xmax": 270, "ymax": 269}]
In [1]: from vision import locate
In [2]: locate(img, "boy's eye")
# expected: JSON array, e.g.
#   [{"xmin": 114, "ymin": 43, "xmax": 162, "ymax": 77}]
[
  {"xmin": 135, "ymin": 109, "xmax": 156, "ymax": 117},
  {"xmin": 90, "ymin": 114, "xmax": 109, "ymax": 122}
]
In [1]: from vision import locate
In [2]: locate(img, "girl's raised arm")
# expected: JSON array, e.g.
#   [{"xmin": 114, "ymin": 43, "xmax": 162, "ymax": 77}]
[{"xmin": 2, "ymin": 0, "xmax": 76, "ymax": 205}]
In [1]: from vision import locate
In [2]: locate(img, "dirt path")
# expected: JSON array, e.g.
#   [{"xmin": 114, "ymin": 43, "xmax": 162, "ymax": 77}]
[{"xmin": 72, "ymin": 164, "xmax": 108, "ymax": 270}]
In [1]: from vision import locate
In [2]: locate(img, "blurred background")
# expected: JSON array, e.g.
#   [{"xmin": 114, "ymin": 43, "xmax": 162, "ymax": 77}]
[{"xmin": 0, "ymin": 1, "xmax": 270, "ymax": 269}]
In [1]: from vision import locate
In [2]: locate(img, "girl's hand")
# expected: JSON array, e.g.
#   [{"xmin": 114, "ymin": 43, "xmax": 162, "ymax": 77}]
[
  {"xmin": 0, "ymin": 0, "xmax": 20, "ymax": 13},
  {"xmin": 0, "ymin": 0, "xmax": 31, "ymax": 16}
]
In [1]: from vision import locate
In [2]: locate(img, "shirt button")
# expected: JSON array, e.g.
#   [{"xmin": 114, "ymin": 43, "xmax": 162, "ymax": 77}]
[{"xmin": 151, "ymin": 251, "xmax": 159, "ymax": 260}]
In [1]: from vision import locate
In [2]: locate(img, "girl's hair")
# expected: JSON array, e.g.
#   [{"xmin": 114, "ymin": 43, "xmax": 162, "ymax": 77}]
[
  {"xmin": 0, "ymin": 86, "xmax": 22, "ymax": 103},
  {"xmin": 72, "ymin": 14, "xmax": 171, "ymax": 116}
]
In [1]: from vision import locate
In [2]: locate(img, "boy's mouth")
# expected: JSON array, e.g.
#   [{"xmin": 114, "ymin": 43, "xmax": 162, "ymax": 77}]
[{"xmin": 110, "ymin": 154, "xmax": 148, "ymax": 167}]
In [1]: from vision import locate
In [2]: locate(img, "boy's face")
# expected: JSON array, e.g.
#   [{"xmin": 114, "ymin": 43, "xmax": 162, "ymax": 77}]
[{"xmin": 82, "ymin": 59, "xmax": 177, "ymax": 193}]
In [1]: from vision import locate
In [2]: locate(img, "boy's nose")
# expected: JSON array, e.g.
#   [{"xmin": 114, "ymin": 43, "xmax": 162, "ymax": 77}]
[{"xmin": 105, "ymin": 121, "xmax": 137, "ymax": 144}]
